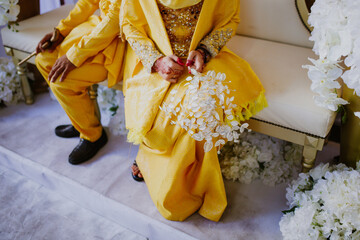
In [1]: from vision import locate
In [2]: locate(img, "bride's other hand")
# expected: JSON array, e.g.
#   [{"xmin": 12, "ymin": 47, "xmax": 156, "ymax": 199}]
[
  {"xmin": 186, "ymin": 50, "xmax": 205, "ymax": 73},
  {"xmin": 152, "ymin": 55, "xmax": 185, "ymax": 83}
]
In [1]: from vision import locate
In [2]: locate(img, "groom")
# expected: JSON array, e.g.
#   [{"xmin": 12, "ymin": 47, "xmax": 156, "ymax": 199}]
[{"xmin": 35, "ymin": 0, "xmax": 124, "ymax": 164}]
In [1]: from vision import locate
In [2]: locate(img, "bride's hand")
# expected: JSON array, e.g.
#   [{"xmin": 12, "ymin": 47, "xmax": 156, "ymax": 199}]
[
  {"xmin": 186, "ymin": 50, "xmax": 205, "ymax": 73},
  {"xmin": 152, "ymin": 55, "xmax": 185, "ymax": 83}
]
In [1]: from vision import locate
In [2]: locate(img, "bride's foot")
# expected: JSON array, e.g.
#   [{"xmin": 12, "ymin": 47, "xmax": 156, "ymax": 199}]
[{"xmin": 131, "ymin": 161, "xmax": 144, "ymax": 182}]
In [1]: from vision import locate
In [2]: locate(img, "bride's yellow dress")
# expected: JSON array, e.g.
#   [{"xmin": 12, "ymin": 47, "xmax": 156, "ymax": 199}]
[{"xmin": 121, "ymin": 0, "xmax": 267, "ymax": 221}]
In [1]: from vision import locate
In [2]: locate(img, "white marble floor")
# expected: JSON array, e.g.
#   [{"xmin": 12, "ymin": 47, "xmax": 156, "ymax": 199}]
[
  {"xmin": 0, "ymin": 93, "xmax": 340, "ymax": 240},
  {"xmin": 0, "ymin": 165, "xmax": 146, "ymax": 240}
]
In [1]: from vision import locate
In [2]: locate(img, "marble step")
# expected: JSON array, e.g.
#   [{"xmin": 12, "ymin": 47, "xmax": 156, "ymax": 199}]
[{"xmin": 0, "ymin": 164, "xmax": 146, "ymax": 240}]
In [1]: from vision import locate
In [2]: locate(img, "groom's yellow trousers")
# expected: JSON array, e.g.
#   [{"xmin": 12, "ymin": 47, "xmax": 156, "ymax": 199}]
[{"xmin": 36, "ymin": 50, "xmax": 107, "ymax": 142}]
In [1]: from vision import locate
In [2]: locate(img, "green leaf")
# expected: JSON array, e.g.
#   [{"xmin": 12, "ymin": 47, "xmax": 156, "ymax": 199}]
[
  {"xmin": 282, "ymin": 206, "xmax": 297, "ymax": 214},
  {"xmin": 109, "ymin": 105, "xmax": 119, "ymax": 116},
  {"xmin": 337, "ymin": 105, "xmax": 348, "ymax": 124}
]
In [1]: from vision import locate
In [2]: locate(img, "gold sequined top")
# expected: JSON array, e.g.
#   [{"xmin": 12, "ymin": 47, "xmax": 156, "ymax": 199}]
[
  {"xmin": 158, "ymin": 0, "xmax": 203, "ymax": 58},
  {"xmin": 127, "ymin": 0, "xmax": 234, "ymax": 72}
]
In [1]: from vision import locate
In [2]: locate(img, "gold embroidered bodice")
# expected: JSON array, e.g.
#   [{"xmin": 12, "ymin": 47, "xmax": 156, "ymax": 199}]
[
  {"xmin": 158, "ymin": 0, "xmax": 203, "ymax": 58},
  {"xmin": 127, "ymin": 0, "xmax": 234, "ymax": 72}
]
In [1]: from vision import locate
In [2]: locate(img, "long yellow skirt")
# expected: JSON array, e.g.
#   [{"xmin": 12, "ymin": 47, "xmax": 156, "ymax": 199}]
[{"xmin": 134, "ymin": 49, "xmax": 267, "ymax": 222}]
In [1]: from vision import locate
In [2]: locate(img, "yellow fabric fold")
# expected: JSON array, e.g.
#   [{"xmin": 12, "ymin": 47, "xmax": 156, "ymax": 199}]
[
  {"xmin": 66, "ymin": 0, "xmax": 120, "ymax": 67},
  {"xmin": 57, "ymin": 0, "xmax": 99, "ymax": 37},
  {"xmin": 58, "ymin": 0, "xmax": 125, "ymax": 87}
]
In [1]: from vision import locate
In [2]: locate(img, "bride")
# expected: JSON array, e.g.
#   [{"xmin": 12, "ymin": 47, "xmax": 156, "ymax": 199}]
[{"xmin": 121, "ymin": 0, "xmax": 267, "ymax": 221}]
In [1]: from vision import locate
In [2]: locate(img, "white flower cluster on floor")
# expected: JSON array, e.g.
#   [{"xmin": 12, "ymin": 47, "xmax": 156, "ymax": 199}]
[
  {"xmin": 160, "ymin": 70, "xmax": 249, "ymax": 153},
  {"xmin": 97, "ymin": 85, "xmax": 127, "ymax": 136},
  {"xmin": 218, "ymin": 131, "xmax": 303, "ymax": 186},
  {"xmin": 0, "ymin": 0, "xmax": 19, "ymax": 31},
  {"xmin": 304, "ymin": 0, "xmax": 360, "ymax": 117},
  {"xmin": 280, "ymin": 163, "xmax": 360, "ymax": 240},
  {"xmin": 0, "ymin": 57, "xmax": 23, "ymax": 105}
]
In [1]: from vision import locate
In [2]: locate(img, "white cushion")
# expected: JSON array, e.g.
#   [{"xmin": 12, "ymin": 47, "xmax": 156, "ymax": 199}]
[
  {"xmin": 237, "ymin": 0, "xmax": 313, "ymax": 49},
  {"xmin": 1, "ymin": 4, "xmax": 74, "ymax": 53},
  {"xmin": 227, "ymin": 35, "xmax": 336, "ymax": 138}
]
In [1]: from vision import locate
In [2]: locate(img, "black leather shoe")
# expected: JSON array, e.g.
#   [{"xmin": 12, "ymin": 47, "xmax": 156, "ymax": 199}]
[
  {"xmin": 68, "ymin": 129, "xmax": 108, "ymax": 165},
  {"xmin": 55, "ymin": 124, "xmax": 80, "ymax": 138}
]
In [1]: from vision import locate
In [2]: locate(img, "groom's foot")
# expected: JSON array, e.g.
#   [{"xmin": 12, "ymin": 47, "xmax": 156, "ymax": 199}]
[
  {"xmin": 55, "ymin": 124, "xmax": 80, "ymax": 138},
  {"xmin": 68, "ymin": 129, "xmax": 108, "ymax": 165}
]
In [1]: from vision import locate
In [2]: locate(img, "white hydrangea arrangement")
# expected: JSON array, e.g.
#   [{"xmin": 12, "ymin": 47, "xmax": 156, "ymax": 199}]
[
  {"xmin": 303, "ymin": 0, "xmax": 360, "ymax": 118},
  {"xmin": 280, "ymin": 163, "xmax": 360, "ymax": 240},
  {"xmin": 160, "ymin": 70, "xmax": 250, "ymax": 153},
  {"xmin": 97, "ymin": 85, "xmax": 127, "ymax": 136},
  {"xmin": 0, "ymin": 57, "xmax": 23, "ymax": 105},
  {"xmin": 0, "ymin": 0, "xmax": 19, "ymax": 31},
  {"xmin": 218, "ymin": 131, "xmax": 303, "ymax": 186}
]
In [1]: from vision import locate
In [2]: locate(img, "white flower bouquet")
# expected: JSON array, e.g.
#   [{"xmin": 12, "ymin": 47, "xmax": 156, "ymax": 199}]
[
  {"xmin": 0, "ymin": 0, "xmax": 19, "ymax": 31},
  {"xmin": 280, "ymin": 163, "xmax": 360, "ymax": 240},
  {"xmin": 0, "ymin": 57, "xmax": 23, "ymax": 105},
  {"xmin": 304, "ymin": 0, "xmax": 360, "ymax": 118},
  {"xmin": 218, "ymin": 131, "xmax": 303, "ymax": 186},
  {"xmin": 160, "ymin": 70, "xmax": 249, "ymax": 153}
]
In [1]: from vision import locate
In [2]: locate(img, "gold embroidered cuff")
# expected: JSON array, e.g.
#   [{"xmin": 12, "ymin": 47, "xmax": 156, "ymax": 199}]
[
  {"xmin": 128, "ymin": 39, "xmax": 164, "ymax": 73},
  {"xmin": 200, "ymin": 28, "xmax": 233, "ymax": 58}
]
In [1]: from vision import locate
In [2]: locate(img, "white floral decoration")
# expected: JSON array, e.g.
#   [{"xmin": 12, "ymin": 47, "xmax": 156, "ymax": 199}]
[
  {"xmin": 97, "ymin": 85, "xmax": 127, "ymax": 136},
  {"xmin": 160, "ymin": 69, "xmax": 249, "ymax": 153},
  {"xmin": 0, "ymin": 0, "xmax": 19, "ymax": 31},
  {"xmin": 280, "ymin": 163, "xmax": 360, "ymax": 240},
  {"xmin": 304, "ymin": 0, "xmax": 360, "ymax": 118},
  {"xmin": 0, "ymin": 57, "xmax": 23, "ymax": 105},
  {"xmin": 218, "ymin": 131, "xmax": 303, "ymax": 186}
]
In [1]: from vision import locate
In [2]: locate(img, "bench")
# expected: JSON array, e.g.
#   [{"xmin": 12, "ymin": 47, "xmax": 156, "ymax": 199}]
[{"xmin": 1, "ymin": 0, "xmax": 335, "ymax": 172}]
